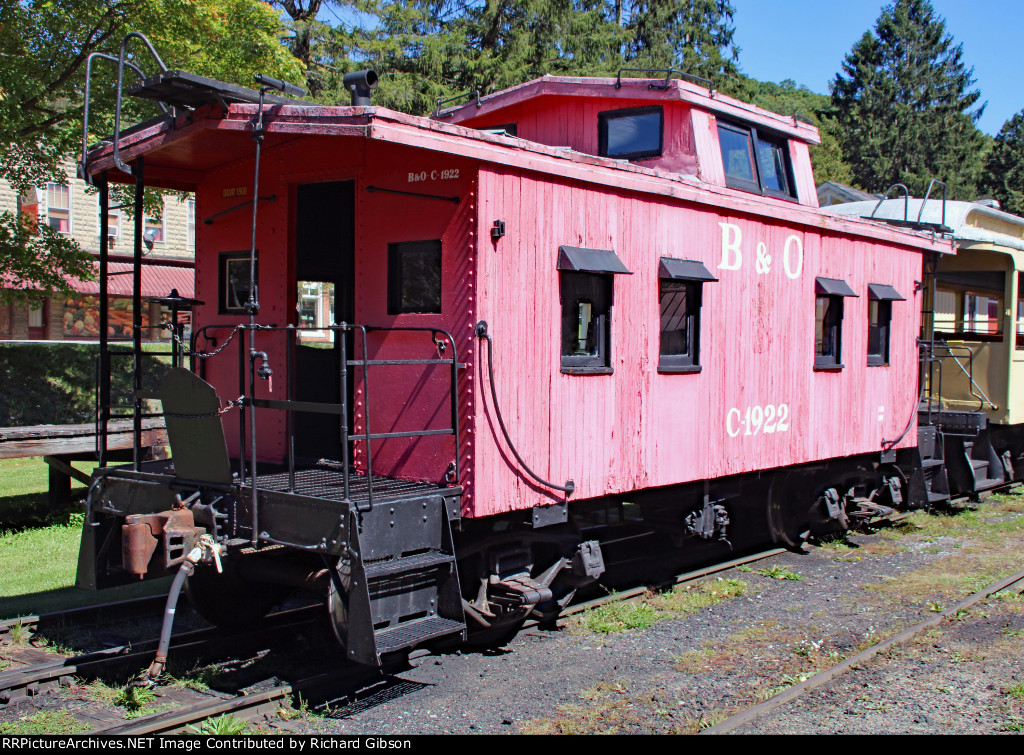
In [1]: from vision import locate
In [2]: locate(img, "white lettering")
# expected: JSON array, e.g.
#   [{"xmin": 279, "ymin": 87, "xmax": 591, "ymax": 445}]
[
  {"xmin": 783, "ymin": 235, "xmax": 803, "ymax": 279},
  {"xmin": 727, "ymin": 403, "xmax": 791, "ymax": 438},
  {"xmin": 718, "ymin": 223, "xmax": 743, "ymax": 271},
  {"xmin": 726, "ymin": 408, "xmax": 742, "ymax": 437}
]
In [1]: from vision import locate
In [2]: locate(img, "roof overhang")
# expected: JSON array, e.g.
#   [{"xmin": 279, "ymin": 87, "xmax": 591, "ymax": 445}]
[{"xmin": 83, "ymin": 102, "xmax": 948, "ymax": 255}]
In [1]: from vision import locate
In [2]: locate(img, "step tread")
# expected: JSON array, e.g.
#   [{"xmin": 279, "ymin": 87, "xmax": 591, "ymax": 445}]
[
  {"xmin": 374, "ymin": 616, "xmax": 464, "ymax": 654},
  {"xmin": 974, "ymin": 477, "xmax": 1004, "ymax": 491},
  {"xmin": 927, "ymin": 491, "xmax": 950, "ymax": 503},
  {"xmin": 365, "ymin": 549, "xmax": 455, "ymax": 579},
  {"xmin": 921, "ymin": 459, "xmax": 944, "ymax": 469}
]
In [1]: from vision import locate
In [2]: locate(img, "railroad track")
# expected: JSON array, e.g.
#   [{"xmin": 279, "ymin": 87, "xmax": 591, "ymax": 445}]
[
  {"xmin": 0, "ymin": 605, "xmax": 322, "ymax": 708},
  {"xmin": 83, "ymin": 546, "xmax": 802, "ymax": 734},
  {"xmin": 699, "ymin": 565, "xmax": 1024, "ymax": 735},
  {"xmin": 0, "ymin": 595, "xmax": 168, "ymax": 645},
  {"xmin": 0, "ymin": 508, "xmax": 991, "ymax": 734}
]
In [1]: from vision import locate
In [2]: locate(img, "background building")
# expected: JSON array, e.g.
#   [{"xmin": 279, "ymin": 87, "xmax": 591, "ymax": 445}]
[{"xmin": 0, "ymin": 162, "xmax": 195, "ymax": 341}]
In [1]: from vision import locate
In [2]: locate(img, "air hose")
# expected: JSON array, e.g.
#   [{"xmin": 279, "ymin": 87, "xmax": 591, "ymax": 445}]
[{"xmin": 476, "ymin": 321, "xmax": 574, "ymax": 497}]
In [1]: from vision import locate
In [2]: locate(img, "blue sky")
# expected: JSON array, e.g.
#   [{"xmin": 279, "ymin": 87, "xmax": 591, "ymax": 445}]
[{"xmin": 731, "ymin": 0, "xmax": 1020, "ymax": 136}]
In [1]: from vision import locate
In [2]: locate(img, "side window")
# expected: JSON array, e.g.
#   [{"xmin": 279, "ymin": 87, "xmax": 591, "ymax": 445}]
[
  {"xmin": 598, "ymin": 107, "xmax": 663, "ymax": 160},
  {"xmin": 388, "ymin": 240, "xmax": 442, "ymax": 314},
  {"xmin": 814, "ymin": 277, "xmax": 858, "ymax": 369},
  {"xmin": 658, "ymin": 257, "xmax": 718, "ymax": 372},
  {"xmin": 45, "ymin": 183, "xmax": 71, "ymax": 233},
  {"xmin": 867, "ymin": 284, "xmax": 904, "ymax": 366},
  {"xmin": 558, "ymin": 246, "xmax": 632, "ymax": 374},
  {"xmin": 717, "ymin": 121, "xmax": 795, "ymax": 200}
]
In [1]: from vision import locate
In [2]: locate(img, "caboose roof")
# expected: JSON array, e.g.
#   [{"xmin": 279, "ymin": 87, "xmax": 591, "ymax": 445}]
[
  {"xmin": 85, "ymin": 93, "xmax": 946, "ymax": 254},
  {"xmin": 829, "ymin": 200, "xmax": 1024, "ymax": 253},
  {"xmin": 434, "ymin": 74, "xmax": 822, "ymax": 145}
]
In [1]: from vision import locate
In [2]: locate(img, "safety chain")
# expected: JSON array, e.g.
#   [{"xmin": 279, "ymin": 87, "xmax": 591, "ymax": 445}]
[
  {"xmin": 163, "ymin": 395, "xmax": 245, "ymax": 420},
  {"xmin": 161, "ymin": 323, "xmax": 241, "ymax": 359}
]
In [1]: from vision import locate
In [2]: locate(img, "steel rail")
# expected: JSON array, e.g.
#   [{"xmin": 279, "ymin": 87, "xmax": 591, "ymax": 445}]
[
  {"xmin": 0, "ymin": 595, "xmax": 169, "ymax": 639},
  {"xmin": 699, "ymin": 566, "xmax": 1024, "ymax": 735},
  {"xmin": 0, "ymin": 606, "xmax": 321, "ymax": 704},
  {"xmin": 557, "ymin": 546, "xmax": 790, "ymax": 622}
]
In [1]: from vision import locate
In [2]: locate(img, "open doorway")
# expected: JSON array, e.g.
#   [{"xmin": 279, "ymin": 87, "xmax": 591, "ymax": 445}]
[{"xmin": 293, "ymin": 181, "xmax": 354, "ymax": 461}]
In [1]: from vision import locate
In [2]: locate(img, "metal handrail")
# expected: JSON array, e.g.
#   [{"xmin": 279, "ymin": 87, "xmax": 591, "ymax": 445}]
[
  {"xmin": 113, "ymin": 32, "xmax": 169, "ymax": 175},
  {"xmin": 186, "ymin": 322, "xmax": 462, "ymax": 514},
  {"xmin": 869, "ymin": 184, "xmax": 910, "ymax": 222},
  {"xmin": 931, "ymin": 341, "xmax": 998, "ymax": 411}
]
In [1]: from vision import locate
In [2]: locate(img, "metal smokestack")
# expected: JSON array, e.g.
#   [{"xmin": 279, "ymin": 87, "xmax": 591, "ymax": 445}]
[{"xmin": 343, "ymin": 70, "xmax": 378, "ymax": 106}]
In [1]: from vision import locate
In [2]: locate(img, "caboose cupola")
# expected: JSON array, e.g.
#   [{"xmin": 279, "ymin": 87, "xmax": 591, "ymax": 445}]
[{"xmin": 435, "ymin": 71, "xmax": 821, "ymax": 206}]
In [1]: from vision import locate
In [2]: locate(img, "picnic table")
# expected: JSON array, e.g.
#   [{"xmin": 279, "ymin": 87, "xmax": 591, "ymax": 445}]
[{"xmin": 0, "ymin": 420, "xmax": 168, "ymax": 508}]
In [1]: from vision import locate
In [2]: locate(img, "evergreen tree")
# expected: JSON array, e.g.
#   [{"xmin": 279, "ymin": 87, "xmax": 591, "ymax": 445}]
[
  {"xmin": 982, "ymin": 110, "xmax": 1024, "ymax": 216},
  {"xmin": 335, "ymin": 0, "xmax": 738, "ymax": 116},
  {"xmin": 621, "ymin": 0, "xmax": 738, "ymax": 84},
  {"xmin": 830, "ymin": 0, "xmax": 986, "ymax": 199}
]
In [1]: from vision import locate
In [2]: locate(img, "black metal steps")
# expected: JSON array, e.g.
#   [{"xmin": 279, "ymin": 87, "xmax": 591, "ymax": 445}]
[
  {"xmin": 365, "ymin": 550, "xmax": 455, "ymax": 579},
  {"xmin": 374, "ymin": 617, "xmax": 464, "ymax": 655}
]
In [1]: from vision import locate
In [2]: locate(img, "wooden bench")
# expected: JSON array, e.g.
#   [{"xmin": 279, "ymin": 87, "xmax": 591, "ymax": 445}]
[{"xmin": 0, "ymin": 420, "xmax": 168, "ymax": 508}]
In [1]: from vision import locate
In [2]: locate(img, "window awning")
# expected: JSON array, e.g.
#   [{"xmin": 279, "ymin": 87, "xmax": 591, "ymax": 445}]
[
  {"xmin": 659, "ymin": 257, "xmax": 718, "ymax": 282},
  {"xmin": 67, "ymin": 261, "xmax": 195, "ymax": 300},
  {"xmin": 557, "ymin": 246, "xmax": 631, "ymax": 274},
  {"xmin": 867, "ymin": 283, "xmax": 905, "ymax": 301},
  {"xmin": 815, "ymin": 277, "xmax": 858, "ymax": 297}
]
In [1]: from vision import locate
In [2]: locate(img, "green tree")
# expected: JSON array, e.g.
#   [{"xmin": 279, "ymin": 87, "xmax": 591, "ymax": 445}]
[
  {"xmin": 982, "ymin": 110, "xmax": 1024, "ymax": 216},
  {"xmin": 334, "ymin": 0, "xmax": 737, "ymax": 116},
  {"xmin": 830, "ymin": 0, "xmax": 986, "ymax": 199},
  {"xmin": 0, "ymin": 0, "xmax": 302, "ymax": 303},
  {"xmin": 621, "ymin": 0, "xmax": 738, "ymax": 84}
]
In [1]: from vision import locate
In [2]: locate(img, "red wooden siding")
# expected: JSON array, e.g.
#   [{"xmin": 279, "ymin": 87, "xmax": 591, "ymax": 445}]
[
  {"xmin": 455, "ymin": 96, "xmax": 699, "ymax": 178},
  {"xmin": 469, "ymin": 167, "xmax": 922, "ymax": 518},
  {"xmin": 191, "ymin": 136, "xmax": 477, "ymax": 489}
]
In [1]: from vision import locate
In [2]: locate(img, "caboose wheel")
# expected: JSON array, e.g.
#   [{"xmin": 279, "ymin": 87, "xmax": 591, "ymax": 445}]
[
  {"xmin": 186, "ymin": 560, "xmax": 291, "ymax": 629},
  {"xmin": 767, "ymin": 465, "xmax": 841, "ymax": 546}
]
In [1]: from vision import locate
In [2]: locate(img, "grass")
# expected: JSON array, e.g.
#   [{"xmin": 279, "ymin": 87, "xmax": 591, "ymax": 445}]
[
  {"xmin": 754, "ymin": 564, "xmax": 803, "ymax": 581},
  {"xmin": 0, "ymin": 456, "xmax": 168, "ymax": 619},
  {"xmin": 1006, "ymin": 683, "xmax": 1024, "ymax": 702},
  {"xmin": 574, "ymin": 579, "xmax": 747, "ymax": 634},
  {"xmin": 188, "ymin": 714, "xmax": 252, "ymax": 735},
  {"xmin": 0, "ymin": 710, "xmax": 89, "ymax": 735}
]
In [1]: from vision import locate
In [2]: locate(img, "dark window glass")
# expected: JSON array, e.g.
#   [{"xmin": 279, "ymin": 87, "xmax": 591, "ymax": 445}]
[
  {"xmin": 718, "ymin": 120, "xmax": 795, "ymax": 199},
  {"xmin": 867, "ymin": 299, "xmax": 892, "ymax": 366},
  {"xmin": 718, "ymin": 125, "xmax": 757, "ymax": 184},
  {"xmin": 756, "ymin": 136, "xmax": 790, "ymax": 195},
  {"xmin": 561, "ymin": 272, "xmax": 612, "ymax": 372},
  {"xmin": 388, "ymin": 240, "xmax": 442, "ymax": 314},
  {"xmin": 659, "ymin": 280, "xmax": 701, "ymax": 370},
  {"xmin": 599, "ymin": 107, "xmax": 663, "ymax": 160},
  {"xmin": 815, "ymin": 295, "xmax": 843, "ymax": 368}
]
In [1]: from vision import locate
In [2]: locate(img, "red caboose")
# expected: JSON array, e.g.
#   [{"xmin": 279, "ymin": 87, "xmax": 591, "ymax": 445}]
[{"xmin": 77, "ymin": 58, "xmax": 950, "ymax": 665}]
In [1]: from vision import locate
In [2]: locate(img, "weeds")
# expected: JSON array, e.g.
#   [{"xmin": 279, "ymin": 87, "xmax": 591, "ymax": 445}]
[
  {"xmin": 576, "ymin": 598, "xmax": 661, "ymax": 634},
  {"xmin": 171, "ymin": 664, "xmax": 224, "ymax": 692},
  {"xmin": 7, "ymin": 621, "xmax": 29, "ymax": 645},
  {"xmin": 1006, "ymin": 683, "xmax": 1024, "ymax": 702},
  {"xmin": 0, "ymin": 710, "xmax": 88, "ymax": 735},
  {"xmin": 576, "ymin": 578, "xmax": 746, "ymax": 634},
  {"xmin": 188, "ymin": 714, "xmax": 250, "ymax": 735},
  {"xmin": 755, "ymin": 565, "xmax": 803, "ymax": 581},
  {"xmin": 652, "ymin": 578, "xmax": 746, "ymax": 614}
]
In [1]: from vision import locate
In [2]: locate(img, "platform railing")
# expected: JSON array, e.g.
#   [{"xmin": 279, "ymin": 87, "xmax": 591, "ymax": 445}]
[{"xmin": 188, "ymin": 322, "xmax": 462, "ymax": 513}]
